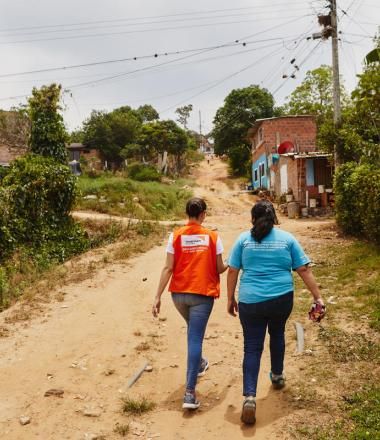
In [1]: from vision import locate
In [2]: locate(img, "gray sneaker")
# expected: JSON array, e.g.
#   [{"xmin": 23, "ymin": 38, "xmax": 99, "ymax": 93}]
[
  {"xmin": 241, "ymin": 396, "xmax": 256, "ymax": 425},
  {"xmin": 183, "ymin": 391, "xmax": 200, "ymax": 410},
  {"xmin": 270, "ymin": 372, "xmax": 286, "ymax": 389},
  {"xmin": 198, "ymin": 358, "xmax": 209, "ymax": 377}
]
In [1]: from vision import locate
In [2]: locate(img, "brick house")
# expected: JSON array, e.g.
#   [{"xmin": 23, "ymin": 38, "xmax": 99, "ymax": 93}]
[
  {"xmin": 66, "ymin": 143, "xmax": 103, "ymax": 171},
  {"xmin": 199, "ymin": 135, "xmax": 214, "ymax": 154},
  {"xmin": 248, "ymin": 116, "xmax": 334, "ymax": 207},
  {"xmin": 0, "ymin": 144, "xmax": 26, "ymax": 167},
  {"xmin": 0, "ymin": 110, "xmax": 29, "ymax": 166}
]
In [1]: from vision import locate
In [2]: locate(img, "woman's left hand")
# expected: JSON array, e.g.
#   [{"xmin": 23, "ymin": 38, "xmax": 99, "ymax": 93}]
[{"xmin": 227, "ymin": 298, "xmax": 238, "ymax": 317}]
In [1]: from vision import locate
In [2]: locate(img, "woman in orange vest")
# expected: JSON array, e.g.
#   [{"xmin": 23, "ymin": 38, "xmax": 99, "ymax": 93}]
[{"xmin": 152, "ymin": 197, "xmax": 228, "ymax": 410}]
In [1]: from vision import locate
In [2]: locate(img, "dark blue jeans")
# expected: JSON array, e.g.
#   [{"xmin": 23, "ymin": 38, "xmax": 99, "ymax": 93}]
[
  {"xmin": 238, "ymin": 292, "xmax": 293, "ymax": 397},
  {"xmin": 172, "ymin": 293, "xmax": 214, "ymax": 391}
]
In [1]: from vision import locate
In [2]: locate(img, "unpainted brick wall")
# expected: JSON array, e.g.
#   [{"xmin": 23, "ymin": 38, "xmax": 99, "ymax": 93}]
[{"xmin": 250, "ymin": 116, "xmax": 317, "ymax": 154}]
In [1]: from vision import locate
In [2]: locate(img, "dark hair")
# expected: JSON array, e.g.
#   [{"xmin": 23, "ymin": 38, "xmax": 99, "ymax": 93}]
[
  {"xmin": 251, "ymin": 200, "xmax": 278, "ymax": 242},
  {"xmin": 186, "ymin": 197, "xmax": 207, "ymax": 218}
]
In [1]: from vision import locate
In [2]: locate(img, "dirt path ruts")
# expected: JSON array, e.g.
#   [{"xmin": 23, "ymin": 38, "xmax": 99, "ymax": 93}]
[{"xmin": 0, "ymin": 159, "xmax": 333, "ymax": 439}]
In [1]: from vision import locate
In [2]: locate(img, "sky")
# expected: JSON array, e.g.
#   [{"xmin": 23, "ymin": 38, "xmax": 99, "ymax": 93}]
[{"xmin": 0, "ymin": 0, "xmax": 378, "ymax": 135}]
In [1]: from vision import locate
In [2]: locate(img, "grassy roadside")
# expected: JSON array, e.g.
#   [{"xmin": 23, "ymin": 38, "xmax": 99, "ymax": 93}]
[
  {"xmin": 288, "ymin": 234, "xmax": 380, "ymax": 440},
  {"xmin": 75, "ymin": 174, "xmax": 194, "ymax": 220},
  {"xmin": 0, "ymin": 219, "xmax": 167, "ymax": 322}
]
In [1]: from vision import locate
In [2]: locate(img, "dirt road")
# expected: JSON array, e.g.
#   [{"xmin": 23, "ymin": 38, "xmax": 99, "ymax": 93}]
[{"xmin": 0, "ymin": 159, "xmax": 332, "ymax": 439}]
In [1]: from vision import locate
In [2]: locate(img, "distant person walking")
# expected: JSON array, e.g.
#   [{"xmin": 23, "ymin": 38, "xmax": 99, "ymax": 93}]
[
  {"xmin": 152, "ymin": 197, "xmax": 228, "ymax": 410},
  {"xmin": 227, "ymin": 200, "xmax": 325, "ymax": 425}
]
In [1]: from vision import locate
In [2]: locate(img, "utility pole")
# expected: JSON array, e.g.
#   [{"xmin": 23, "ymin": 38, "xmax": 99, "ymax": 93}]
[
  {"xmin": 316, "ymin": 0, "xmax": 343, "ymax": 165},
  {"xmin": 330, "ymin": 0, "xmax": 342, "ymax": 165}
]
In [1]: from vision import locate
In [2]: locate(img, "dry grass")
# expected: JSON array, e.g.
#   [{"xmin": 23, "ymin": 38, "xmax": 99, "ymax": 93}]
[
  {"xmin": 121, "ymin": 396, "xmax": 156, "ymax": 415},
  {"xmin": 287, "ymin": 228, "xmax": 380, "ymax": 439},
  {"xmin": 114, "ymin": 423, "xmax": 130, "ymax": 436},
  {"xmin": 1, "ymin": 221, "xmax": 167, "ymax": 325}
]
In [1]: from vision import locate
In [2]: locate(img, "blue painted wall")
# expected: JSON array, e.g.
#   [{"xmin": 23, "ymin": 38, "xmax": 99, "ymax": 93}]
[{"xmin": 252, "ymin": 153, "xmax": 269, "ymax": 189}]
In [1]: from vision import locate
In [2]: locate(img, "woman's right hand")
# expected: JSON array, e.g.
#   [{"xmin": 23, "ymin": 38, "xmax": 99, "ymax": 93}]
[
  {"xmin": 309, "ymin": 299, "xmax": 326, "ymax": 323},
  {"xmin": 227, "ymin": 297, "xmax": 238, "ymax": 317},
  {"xmin": 152, "ymin": 297, "xmax": 161, "ymax": 317}
]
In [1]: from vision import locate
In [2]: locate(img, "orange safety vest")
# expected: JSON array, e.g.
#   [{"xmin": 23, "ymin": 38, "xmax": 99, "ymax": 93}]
[{"xmin": 169, "ymin": 223, "xmax": 220, "ymax": 298}]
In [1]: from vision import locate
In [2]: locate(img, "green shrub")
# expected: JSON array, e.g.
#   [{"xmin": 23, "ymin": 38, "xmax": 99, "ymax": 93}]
[
  {"xmin": 0, "ymin": 166, "xmax": 9, "ymax": 181},
  {"xmin": 335, "ymin": 162, "xmax": 380, "ymax": 243},
  {"xmin": 0, "ymin": 154, "xmax": 89, "ymax": 262},
  {"xmin": 127, "ymin": 162, "xmax": 161, "ymax": 182},
  {"xmin": 0, "ymin": 268, "xmax": 9, "ymax": 309}
]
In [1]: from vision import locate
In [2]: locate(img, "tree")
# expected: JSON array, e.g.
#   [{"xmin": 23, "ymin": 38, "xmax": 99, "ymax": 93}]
[
  {"xmin": 136, "ymin": 104, "xmax": 159, "ymax": 122},
  {"xmin": 27, "ymin": 83, "xmax": 68, "ymax": 163},
  {"xmin": 138, "ymin": 120, "xmax": 189, "ymax": 172},
  {"xmin": 175, "ymin": 104, "xmax": 193, "ymax": 129},
  {"xmin": 337, "ymin": 44, "xmax": 380, "ymax": 163},
  {"xmin": 212, "ymin": 85, "xmax": 275, "ymax": 175},
  {"xmin": 283, "ymin": 65, "xmax": 335, "ymax": 124},
  {"xmin": 69, "ymin": 128, "xmax": 85, "ymax": 144},
  {"xmin": 82, "ymin": 107, "xmax": 141, "ymax": 164},
  {"xmin": 283, "ymin": 65, "xmax": 351, "ymax": 155}
]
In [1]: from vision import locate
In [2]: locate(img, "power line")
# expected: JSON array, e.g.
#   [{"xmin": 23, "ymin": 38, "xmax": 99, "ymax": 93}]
[
  {"xmin": 159, "ymin": 45, "xmax": 286, "ymax": 114},
  {"xmin": 338, "ymin": 2, "xmax": 375, "ymax": 38},
  {"xmin": 0, "ymin": 38, "xmax": 299, "ymax": 86},
  {"xmin": 272, "ymin": 40, "xmax": 322, "ymax": 96},
  {"xmin": 0, "ymin": 14, "xmax": 313, "ymax": 46},
  {"xmin": 0, "ymin": 2, "xmax": 310, "ymax": 34},
  {"xmin": 0, "ymin": 8, "xmax": 313, "ymax": 39},
  {"xmin": 262, "ymin": 21, "xmax": 317, "ymax": 90},
  {"xmin": 0, "ymin": 37, "xmax": 294, "ymax": 79},
  {"xmin": 67, "ymin": 15, "xmax": 310, "ymax": 91},
  {"xmin": 0, "ymin": 14, "xmax": 315, "ymax": 102}
]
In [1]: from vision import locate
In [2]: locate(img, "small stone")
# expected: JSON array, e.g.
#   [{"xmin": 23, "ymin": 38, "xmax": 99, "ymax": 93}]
[
  {"xmin": 44, "ymin": 388, "xmax": 64, "ymax": 397},
  {"xmin": 83, "ymin": 407, "xmax": 102, "ymax": 417},
  {"xmin": 158, "ymin": 317, "xmax": 167, "ymax": 322},
  {"xmin": 83, "ymin": 434, "xmax": 103, "ymax": 440},
  {"xmin": 19, "ymin": 416, "xmax": 31, "ymax": 426},
  {"xmin": 169, "ymin": 364, "xmax": 178, "ymax": 368},
  {"xmin": 103, "ymin": 368, "xmax": 115, "ymax": 376},
  {"xmin": 133, "ymin": 196, "xmax": 140, "ymax": 203},
  {"xmin": 73, "ymin": 394, "xmax": 86, "ymax": 400},
  {"xmin": 145, "ymin": 365, "xmax": 153, "ymax": 372},
  {"xmin": 130, "ymin": 421, "xmax": 146, "ymax": 436},
  {"xmin": 142, "ymin": 277, "xmax": 148, "ymax": 282}
]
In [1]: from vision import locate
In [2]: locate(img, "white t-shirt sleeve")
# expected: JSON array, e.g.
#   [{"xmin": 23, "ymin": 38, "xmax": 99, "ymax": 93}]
[
  {"xmin": 216, "ymin": 236, "xmax": 224, "ymax": 255},
  {"xmin": 166, "ymin": 233, "xmax": 175, "ymax": 254}
]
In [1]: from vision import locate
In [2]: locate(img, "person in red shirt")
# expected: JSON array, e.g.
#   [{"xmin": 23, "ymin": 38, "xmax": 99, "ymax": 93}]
[{"xmin": 152, "ymin": 197, "xmax": 227, "ymax": 410}]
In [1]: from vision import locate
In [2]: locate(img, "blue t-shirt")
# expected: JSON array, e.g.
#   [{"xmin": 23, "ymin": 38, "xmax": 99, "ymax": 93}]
[{"xmin": 229, "ymin": 228, "xmax": 310, "ymax": 304}]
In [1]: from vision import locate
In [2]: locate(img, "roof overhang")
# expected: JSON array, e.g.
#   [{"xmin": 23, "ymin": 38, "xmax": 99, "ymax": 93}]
[{"xmin": 280, "ymin": 152, "xmax": 332, "ymax": 159}]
